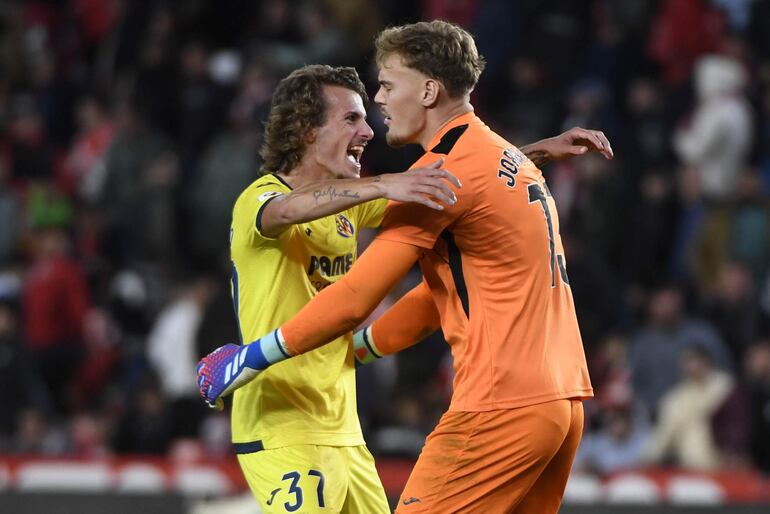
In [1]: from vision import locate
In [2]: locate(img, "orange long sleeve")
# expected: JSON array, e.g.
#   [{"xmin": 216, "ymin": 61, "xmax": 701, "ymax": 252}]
[
  {"xmin": 281, "ymin": 238, "xmax": 421, "ymax": 355},
  {"xmin": 370, "ymin": 279, "xmax": 441, "ymax": 355}
]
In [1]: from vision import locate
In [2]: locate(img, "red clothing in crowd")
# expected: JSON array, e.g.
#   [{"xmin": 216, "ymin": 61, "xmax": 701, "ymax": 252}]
[
  {"xmin": 648, "ymin": 0, "xmax": 726, "ymax": 87},
  {"xmin": 24, "ymin": 255, "xmax": 90, "ymax": 349}
]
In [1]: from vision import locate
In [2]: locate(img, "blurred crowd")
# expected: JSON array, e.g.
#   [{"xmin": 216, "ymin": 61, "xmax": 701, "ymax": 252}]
[{"xmin": 0, "ymin": 0, "xmax": 769, "ymax": 477}]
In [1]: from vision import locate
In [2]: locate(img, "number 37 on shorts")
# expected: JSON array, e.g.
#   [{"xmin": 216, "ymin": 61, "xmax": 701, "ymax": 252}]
[
  {"xmin": 237, "ymin": 445, "xmax": 389, "ymax": 513},
  {"xmin": 263, "ymin": 469, "xmax": 326, "ymax": 512}
]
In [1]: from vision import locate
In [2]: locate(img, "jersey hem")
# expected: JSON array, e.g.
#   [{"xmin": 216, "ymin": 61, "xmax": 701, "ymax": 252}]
[
  {"xmin": 232, "ymin": 432, "xmax": 365, "ymax": 449},
  {"xmin": 448, "ymin": 387, "xmax": 594, "ymax": 412}
]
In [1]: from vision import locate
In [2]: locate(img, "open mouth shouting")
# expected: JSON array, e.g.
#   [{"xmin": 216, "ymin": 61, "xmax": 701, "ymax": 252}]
[{"xmin": 346, "ymin": 143, "xmax": 365, "ymax": 170}]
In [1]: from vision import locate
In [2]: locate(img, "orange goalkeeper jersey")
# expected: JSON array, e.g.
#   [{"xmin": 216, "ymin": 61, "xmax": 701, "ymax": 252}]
[{"xmin": 377, "ymin": 112, "xmax": 593, "ymax": 412}]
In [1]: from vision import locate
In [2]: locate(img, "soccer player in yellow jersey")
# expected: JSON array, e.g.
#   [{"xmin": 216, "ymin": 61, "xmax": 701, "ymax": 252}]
[
  {"xmin": 204, "ymin": 63, "xmax": 611, "ymax": 513},
  {"xmin": 226, "ymin": 64, "xmax": 460, "ymax": 513}
]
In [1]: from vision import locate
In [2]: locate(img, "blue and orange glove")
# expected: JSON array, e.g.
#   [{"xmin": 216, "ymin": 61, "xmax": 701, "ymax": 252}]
[{"xmin": 196, "ymin": 329, "xmax": 290, "ymax": 410}]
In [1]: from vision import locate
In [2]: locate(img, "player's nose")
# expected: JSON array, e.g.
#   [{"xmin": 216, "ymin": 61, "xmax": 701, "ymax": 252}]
[
  {"xmin": 360, "ymin": 120, "xmax": 374, "ymax": 141},
  {"xmin": 374, "ymin": 87, "xmax": 385, "ymax": 106}
]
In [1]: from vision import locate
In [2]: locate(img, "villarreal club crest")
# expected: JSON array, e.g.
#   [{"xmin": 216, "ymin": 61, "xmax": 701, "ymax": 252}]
[{"xmin": 335, "ymin": 214, "xmax": 355, "ymax": 238}]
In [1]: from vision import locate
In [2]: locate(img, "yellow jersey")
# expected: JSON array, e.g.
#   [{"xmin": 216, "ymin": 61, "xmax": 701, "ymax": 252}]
[{"xmin": 229, "ymin": 173, "xmax": 386, "ymax": 448}]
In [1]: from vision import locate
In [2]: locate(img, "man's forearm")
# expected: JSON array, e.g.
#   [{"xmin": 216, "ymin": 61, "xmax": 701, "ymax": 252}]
[
  {"xmin": 353, "ymin": 280, "xmax": 440, "ymax": 365},
  {"xmin": 370, "ymin": 280, "xmax": 440, "ymax": 355},
  {"xmin": 267, "ymin": 176, "xmax": 384, "ymax": 229},
  {"xmin": 521, "ymin": 127, "xmax": 614, "ymax": 167},
  {"xmin": 196, "ymin": 239, "xmax": 421, "ymax": 408},
  {"xmin": 282, "ymin": 239, "xmax": 421, "ymax": 355},
  {"xmin": 261, "ymin": 164, "xmax": 458, "ymax": 237},
  {"xmin": 520, "ymin": 141, "xmax": 552, "ymax": 167}
]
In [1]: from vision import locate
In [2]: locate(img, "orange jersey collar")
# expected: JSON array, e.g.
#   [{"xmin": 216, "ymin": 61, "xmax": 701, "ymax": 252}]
[{"xmin": 425, "ymin": 111, "xmax": 479, "ymax": 152}]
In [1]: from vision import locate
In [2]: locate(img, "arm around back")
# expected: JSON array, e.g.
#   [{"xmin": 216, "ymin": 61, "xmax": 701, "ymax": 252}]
[{"xmin": 281, "ymin": 238, "xmax": 422, "ymax": 354}]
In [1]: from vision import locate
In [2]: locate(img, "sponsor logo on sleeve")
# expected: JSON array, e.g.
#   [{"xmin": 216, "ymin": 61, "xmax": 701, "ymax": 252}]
[{"xmin": 257, "ymin": 191, "xmax": 284, "ymax": 202}]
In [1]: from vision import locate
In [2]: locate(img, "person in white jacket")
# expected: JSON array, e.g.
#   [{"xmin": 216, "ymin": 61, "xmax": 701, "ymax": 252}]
[
  {"xmin": 674, "ymin": 55, "xmax": 752, "ymax": 202},
  {"xmin": 644, "ymin": 345, "xmax": 734, "ymax": 470}
]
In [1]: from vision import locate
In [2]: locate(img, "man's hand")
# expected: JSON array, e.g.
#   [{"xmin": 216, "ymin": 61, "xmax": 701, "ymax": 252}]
[
  {"xmin": 375, "ymin": 158, "xmax": 462, "ymax": 210},
  {"xmin": 522, "ymin": 128, "xmax": 614, "ymax": 167},
  {"xmin": 197, "ymin": 344, "xmax": 262, "ymax": 410}
]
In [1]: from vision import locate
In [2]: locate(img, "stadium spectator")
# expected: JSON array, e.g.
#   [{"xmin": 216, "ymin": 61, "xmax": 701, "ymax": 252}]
[
  {"xmin": 0, "ymin": 155, "xmax": 21, "ymax": 266},
  {"xmin": 689, "ymin": 168, "xmax": 770, "ymax": 292},
  {"xmin": 702, "ymin": 261, "xmax": 763, "ymax": 362},
  {"xmin": 185, "ymin": 97, "xmax": 260, "ymax": 269},
  {"xmin": 643, "ymin": 345, "xmax": 736, "ymax": 470},
  {"xmin": 629, "ymin": 283, "xmax": 731, "ymax": 415},
  {"xmin": 498, "ymin": 57, "xmax": 558, "ymax": 145},
  {"xmin": 129, "ymin": 7, "xmax": 179, "ymax": 138},
  {"xmin": 621, "ymin": 77, "xmax": 671, "ymax": 179},
  {"xmin": 757, "ymin": 68, "xmax": 770, "ymax": 190},
  {"xmin": 23, "ymin": 226, "xmax": 90, "ymax": 414},
  {"xmin": 104, "ymin": 268, "xmax": 154, "ymax": 395},
  {"xmin": 647, "ymin": 0, "xmax": 726, "ymax": 88},
  {"xmin": 61, "ymin": 94, "xmax": 115, "ymax": 201},
  {"xmin": 673, "ymin": 54, "xmax": 752, "ymax": 202},
  {"xmin": 620, "ymin": 170, "xmax": 679, "ymax": 290},
  {"xmin": 745, "ymin": 340, "xmax": 770, "ymax": 472},
  {"xmin": 257, "ymin": 0, "xmax": 357, "ymax": 72},
  {"xmin": 6, "ymin": 94, "xmax": 55, "ymax": 183},
  {"xmin": 99, "ymin": 101, "xmax": 172, "ymax": 264},
  {"xmin": 371, "ymin": 394, "xmax": 433, "ymax": 458},
  {"xmin": 12, "ymin": 408, "xmax": 68, "ymax": 455},
  {"xmin": 670, "ymin": 164, "xmax": 707, "ymax": 279},
  {"xmin": 113, "ymin": 374, "xmax": 173, "ymax": 454},
  {"xmin": 575, "ymin": 406, "xmax": 649, "ymax": 475},
  {"xmin": 0, "ymin": 298, "xmax": 48, "ymax": 443},
  {"xmin": 558, "ymin": 236, "xmax": 625, "ymax": 350},
  {"xmin": 588, "ymin": 334, "xmax": 633, "ymax": 419},
  {"xmin": 560, "ymin": 151, "xmax": 625, "ymax": 268},
  {"xmin": 147, "ymin": 277, "xmax": 215, "ymax": 439},
  {"xmin": 711, "ymin": 374, "xmax": 752, "ymax": 470},
  {"xmin": 176, "ymin": 40, "xmax": 228, "ymax": 169},
  {"xmin": 726, "ymin": 170, "xmax": 770, "ymax": 284},
  {"xmin": 69, "ymin": 411, "xmax": 110, "ymax": 458}
]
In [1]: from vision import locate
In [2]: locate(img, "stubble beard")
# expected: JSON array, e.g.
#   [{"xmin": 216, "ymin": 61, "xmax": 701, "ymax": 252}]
[{"xmin": 385, "ymin": 130, "xmax": 408, "ymax": 148}]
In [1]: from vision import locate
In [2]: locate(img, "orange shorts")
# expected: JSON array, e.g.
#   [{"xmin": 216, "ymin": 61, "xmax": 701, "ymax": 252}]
[{"xmin": 395, "ymin": 399, "xmax": 584, "ymax": 514}]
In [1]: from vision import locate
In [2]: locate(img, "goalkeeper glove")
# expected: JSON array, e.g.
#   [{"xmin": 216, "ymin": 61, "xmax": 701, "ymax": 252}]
[
  {"xmin": 196, "ymin": 329, "xmax": 289, "ymax": 410},
  {"xmin": 352, "ymin": 326, "xmax": 383, "ymax": 368}
]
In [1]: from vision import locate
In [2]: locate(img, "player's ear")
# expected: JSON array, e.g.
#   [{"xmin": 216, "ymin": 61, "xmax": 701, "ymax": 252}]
[
  {"xmin": 304, "ymin": 127, "xmax": 317, "ymax": 145},
  {"xmin": 422, "ymin": 79, "xmax": 440, "ymax": 107}
]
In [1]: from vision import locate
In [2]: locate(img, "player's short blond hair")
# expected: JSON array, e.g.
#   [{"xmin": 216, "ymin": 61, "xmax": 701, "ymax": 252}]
[
  {"xmin": 260, "ymin": 65, "xmax": 368, "ymax": 176},
  {"xmin": 375, "ymin": 20, "xmax": 486, "ymax": 98}
]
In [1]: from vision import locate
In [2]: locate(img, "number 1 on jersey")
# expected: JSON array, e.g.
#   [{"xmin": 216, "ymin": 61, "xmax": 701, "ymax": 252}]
[{"xmin": 527, "ymin": 183, "xmax": 569, "ymax": 287}]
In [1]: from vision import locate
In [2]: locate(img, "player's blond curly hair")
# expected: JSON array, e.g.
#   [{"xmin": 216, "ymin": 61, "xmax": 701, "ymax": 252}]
[
  {"xmin": 260, "ymin": 65, "xmax": 368, "ymax": 176},
  {"xmin": 375, "ymin": 20, "xmax": 486, "ymax": 98}
]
